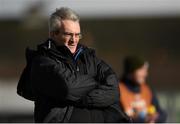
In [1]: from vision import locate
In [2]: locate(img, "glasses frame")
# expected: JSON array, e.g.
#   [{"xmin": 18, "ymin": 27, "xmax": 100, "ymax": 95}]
[{"xmin": 57, "ymin": 30, "xmax": 82, "ymax": 40}]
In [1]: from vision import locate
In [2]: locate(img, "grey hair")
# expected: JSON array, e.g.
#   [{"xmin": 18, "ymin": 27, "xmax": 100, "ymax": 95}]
[{"xmin": 49, "ymin": 7, "xmax": 80, "ymax": 33}]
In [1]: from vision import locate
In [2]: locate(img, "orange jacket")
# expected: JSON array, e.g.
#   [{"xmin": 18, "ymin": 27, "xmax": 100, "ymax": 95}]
[{"xmin": 119, "ymin": 82, "xmax": 152, "ymax": 117}]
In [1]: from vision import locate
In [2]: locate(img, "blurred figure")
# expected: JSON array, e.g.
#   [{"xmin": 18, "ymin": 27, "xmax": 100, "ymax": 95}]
[{"xmin": 119, "ymin": 56, "xmax": 167, "ymax": 123}]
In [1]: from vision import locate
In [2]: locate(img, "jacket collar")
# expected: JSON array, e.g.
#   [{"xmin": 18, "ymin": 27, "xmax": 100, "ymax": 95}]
[{"xmin": 38, "ymin": 38, "xmax": 84, "ymax": 62}]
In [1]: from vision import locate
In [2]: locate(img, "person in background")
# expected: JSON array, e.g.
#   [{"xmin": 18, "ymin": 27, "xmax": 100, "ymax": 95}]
[{"xmin": 119, "ymin": 56, "xmax": 167, "ymax": 123}]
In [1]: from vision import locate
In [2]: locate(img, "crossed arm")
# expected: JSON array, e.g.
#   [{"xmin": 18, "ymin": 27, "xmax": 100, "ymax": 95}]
[
  {"xmin": 31, "ymin": 55, "xmax": 119, "ymax": 108},
  {"xmin": 77, "ymin": 58, "xmax": 120, "ymax": 108}
]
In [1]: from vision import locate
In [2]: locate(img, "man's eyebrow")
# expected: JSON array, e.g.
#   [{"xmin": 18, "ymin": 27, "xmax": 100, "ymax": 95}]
[{"xmin": 64, "ymin": 32, "xmax": 81, "ymax": 34}]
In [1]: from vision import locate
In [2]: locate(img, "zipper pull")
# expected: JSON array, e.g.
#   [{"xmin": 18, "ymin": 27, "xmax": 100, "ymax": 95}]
[{"xmin": 48, "ymin": 40, "xmax": 51, "ymax": 49}]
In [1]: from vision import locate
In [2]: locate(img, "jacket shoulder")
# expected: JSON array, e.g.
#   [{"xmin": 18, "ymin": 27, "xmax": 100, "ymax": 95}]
[
  {"xmin": 33, "ymin": 55, "xmax": 57, "ymax": 68},
  {"xmin": 83, "ymin": 46, "xmax": 96, "ymax": 56}
]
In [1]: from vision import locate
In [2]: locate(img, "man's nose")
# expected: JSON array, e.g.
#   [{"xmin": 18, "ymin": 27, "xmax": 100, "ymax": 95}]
[{"xmin": 70, "ymin": 35, "xmax": 76, "ymax": 42}]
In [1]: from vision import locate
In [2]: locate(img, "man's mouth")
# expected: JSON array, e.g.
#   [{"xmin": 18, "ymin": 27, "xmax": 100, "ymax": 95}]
[{"xmin": 68, "ymin": 44, "xmax": 76, "ymax": 47}]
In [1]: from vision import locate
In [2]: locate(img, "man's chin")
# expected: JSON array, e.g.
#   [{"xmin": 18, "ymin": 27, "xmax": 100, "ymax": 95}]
[{"xmin": 67, "ymin": 46, "xmax": 77, "ymax": 53}]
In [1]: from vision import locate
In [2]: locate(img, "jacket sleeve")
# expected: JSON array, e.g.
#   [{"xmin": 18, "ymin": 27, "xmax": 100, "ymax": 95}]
[
  {"xmin": 79, "ymin": 56, "xmax": 131, "ymax": 122},
  {"xmin": 151, "ymin": 90, "xmax": 167, "ymax": 123},
  {"xmin": 90, "ymin": 58, "xmax": 119, "ymax": 107},
  {"xmin": 31, "ymin": 56, "xmax": 68, "ymax": 102},
  {"xmin": 79, "ymin": 54, "xmax": 120, "ymax": 108}
]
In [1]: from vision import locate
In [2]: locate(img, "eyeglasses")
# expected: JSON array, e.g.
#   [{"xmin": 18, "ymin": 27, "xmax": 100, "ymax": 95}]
[{"xmin": 61, "ymin": 31, "xmax": 82, "ymax": 40}]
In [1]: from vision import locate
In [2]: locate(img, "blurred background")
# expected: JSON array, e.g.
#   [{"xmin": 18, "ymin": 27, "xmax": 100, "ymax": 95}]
[{"xmin": 0, "ymin": 0, "xmax": 180, "ymax": 122}]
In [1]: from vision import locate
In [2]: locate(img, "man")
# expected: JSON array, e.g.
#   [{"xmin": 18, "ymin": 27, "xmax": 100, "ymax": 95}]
[
  {"xmin": 119, "ymin": 56, "xmax": 167, "ymax": 123},
  {"xmin": 17, "ymin": 7, "xmax": 129, "ymax": 122}
]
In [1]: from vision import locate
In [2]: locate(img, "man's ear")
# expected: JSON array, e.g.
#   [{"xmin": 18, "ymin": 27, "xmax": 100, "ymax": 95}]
[
  {"xmin": 50, "ymin": 31, "xmax": 59, "ymax": 39},
  {"xmin": 49, "ymin": 31, "xmax": 54, "ymax": 38},
  {"xmin": 50, "ymin": 31, "xmax": 60, "ymax": 37}
]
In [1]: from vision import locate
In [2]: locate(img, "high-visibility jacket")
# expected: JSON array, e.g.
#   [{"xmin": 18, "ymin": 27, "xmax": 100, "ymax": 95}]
[{"xmin": 119, "ymin": 82, "xmax": 152, "ymax": 117}]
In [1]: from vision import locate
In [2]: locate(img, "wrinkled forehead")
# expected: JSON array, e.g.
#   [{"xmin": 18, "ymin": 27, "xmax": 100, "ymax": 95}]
[{"xmin": 60, "ymin": 20, "xmax": 80, "ymax": 33}]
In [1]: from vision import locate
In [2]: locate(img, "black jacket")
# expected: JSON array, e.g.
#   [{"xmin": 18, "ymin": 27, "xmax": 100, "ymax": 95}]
[{"xmin": 19, "ymin": 39, "xmax": 130, "ymax": 123}]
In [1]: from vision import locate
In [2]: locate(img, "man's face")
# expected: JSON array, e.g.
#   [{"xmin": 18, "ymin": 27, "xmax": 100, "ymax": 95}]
[
  {"xmin": 52, "ymin": 20, "xmax": 81, "ymax": 54},
  {"xmin": 131, "ymin": 63, "xmax": 149, "ymax": 84}
]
